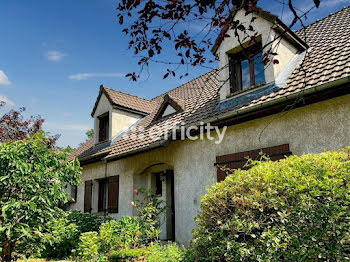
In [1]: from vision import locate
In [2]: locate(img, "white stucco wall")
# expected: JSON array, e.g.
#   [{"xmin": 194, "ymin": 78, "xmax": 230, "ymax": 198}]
[
  {"xmin": 216, "ymin": 9, "xmax": 298, "ymax": 100},
  {"xmin": 71, "ymin": 94, "xmax": 350, "ymax": 245},
  {"xmin": 92, "ymin": 93, "xmax": 142, "ymax": 143},
  {"xmin": 111, "ymin": 108, "xmax": 141, "ymax": 139}
]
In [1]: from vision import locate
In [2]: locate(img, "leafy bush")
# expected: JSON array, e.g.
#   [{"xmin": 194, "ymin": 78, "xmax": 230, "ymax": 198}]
[
  {"xmin": 75, "ymin": 232, "xmax": 100, "ymax": 261},
  {"xmin": 41, "ymin": 211, "xmax": 107, "ymax": 259},
  {"xmin": 68, "ymin": 210, "xmax": 106, "ymax": 233},
  {"xmin": 109, "ymin": 243, "xmax": 184, "ymax": 262},
  {"xmin": 133, "ymin": 188, "xmax": 166, "ymax": 243},
  {"xmin": 96, "ymin": 189, "xmax": 166, "ymax": 255},
  {"xmin": 41, "ymin": 216, "xmax": 79, "ymax": 259},
  {"xmin": 146, "ymin": 242, "xmax": 185, "ymax": 262},
  {"xmin": 109, "ymin": 248, "xmax": 147, "ymax": 260},
  {"xmin": 100, "ymin": 217, "xmax": 142, "ymax": 252},
  {"xmin": 189, "ymin": 148, "xmax": 350, "ymax": 261}
]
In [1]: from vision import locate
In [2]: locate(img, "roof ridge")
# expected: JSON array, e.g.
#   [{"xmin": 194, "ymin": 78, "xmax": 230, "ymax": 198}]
[
  {"xmin": 296, "ymin": 4, "xmax": 350, "ymax": 32},
  {"xmin": 102, "ymin": 85, "xmax": 154, "ymax": 103},
  {"xmin": 151, "ymin": 69, "xmax": 218, "ymax": 101}
]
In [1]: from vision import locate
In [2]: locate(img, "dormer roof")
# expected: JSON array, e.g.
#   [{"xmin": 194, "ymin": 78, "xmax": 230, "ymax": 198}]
[
  {"xmin": 152, "ymin": 94, "xmax": 185, "ymax": 122},
  {"xmin": 211, "ymin": 6, "xmax": 309, "ymax": 55},
  {"xmin": 91, "ymin": 85, "xmax": 156, "ymax": 117}
]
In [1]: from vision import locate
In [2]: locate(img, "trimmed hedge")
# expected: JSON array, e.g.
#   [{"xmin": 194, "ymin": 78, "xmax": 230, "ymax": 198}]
[{"xmin": 188, "ymin": 148, "xmax": 350, "ymax": 261}]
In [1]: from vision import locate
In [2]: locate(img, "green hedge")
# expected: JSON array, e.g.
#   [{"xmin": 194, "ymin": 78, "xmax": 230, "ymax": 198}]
[
  {"xmin": 188, "ymin": 148, "xmax": 350, "ymax": 261},
  {"xmin": 109, "ymin": 243, "xmax": 184, "ymax": 262},
  {"xmin": 41, "ymin": 211, "xmax": 107, "ymax": 259}
]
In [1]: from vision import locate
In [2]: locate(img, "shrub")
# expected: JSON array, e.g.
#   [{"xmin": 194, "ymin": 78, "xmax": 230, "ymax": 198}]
[
  {"xmin": 75, "ymin": 232, "xmax": 101, "ymax": 261},
  {"xmin": 100, "ymin": 217, "xmax": 142, "ymax": 252},
  {"xmin": 189, "ymin": 148, "xmax": 350, "ymax": 261},
  {"xmin": 146, "ymin": 242, "xmax": 185, "ymax": 262},
  {"xmin": 68, "ymin": 210, "xmax": 106, "ymax": 232},
  {"xmin": 109, "ymin": 248, "xmax": 147, "ymax": 260},
  {"xmin": 41, "ymin": 211, "xmax": 107, "ymax": 259},
  {"xmin": 133, "ymin": 188, "xmax": 166, "ymax": 244},
  {"xmin": 109, "ymin": 243, "xmax": 184, "ymax": 262},
  {"xmin": 41, "ymin": 216, "xmax": 79, "ymax": 259}
]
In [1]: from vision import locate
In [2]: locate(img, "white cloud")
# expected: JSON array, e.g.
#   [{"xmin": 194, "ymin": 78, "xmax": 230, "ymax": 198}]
[
  {"xmin": 46, "ymin": 122, "xmax": 91, "ymax": 131},
  {"xmin": 68, "ymin": 72, "xmax": 125, "ymax": 80},
  {"xmin": 46, "ymin": 50, "xmax": 66, "ymax": 62},
  {"xmin": 0, "ymin": 94, "xmax": 14, "ymax": 106},
  {"xmin": 0, "ymin": 70, "xmax": 11, "ymax": 85}
]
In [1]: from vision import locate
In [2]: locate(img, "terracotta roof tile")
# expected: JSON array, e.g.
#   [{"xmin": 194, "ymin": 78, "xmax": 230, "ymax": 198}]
[
  {"xmin": 103, "ymin": 86, "xmax": 156, "ymax": 114},
  {"xmin": 71, "ymin": 5, "xmax": 350, "ymax": 162}
]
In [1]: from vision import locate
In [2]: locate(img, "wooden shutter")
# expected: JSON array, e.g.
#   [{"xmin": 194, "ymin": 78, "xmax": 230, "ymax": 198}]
[
  {"xmin": 108, "ymin": 176, "xmax": 119, "ymax": 213},
  {"xmin": 216, "ymin": 144, "xmax": 292, "ymax": 182},
  {"xmin": 229, "ymin": 57, "xmax": 242, "ymax": 93},
  {"xmin": 98, "ymin": 179, "xmax": 106, "ymax": 212},
  {"xmin": 71, "ymin": 185, "xmax": 78, "ymax": 202},
  {"xmin": 84, "ymin": 180, "xmax": 93, "ymax": 213}
]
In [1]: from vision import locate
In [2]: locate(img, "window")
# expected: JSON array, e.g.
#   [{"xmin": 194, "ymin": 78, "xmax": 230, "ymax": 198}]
[
  {"xmin": 84, "ymin": 180, "xmax": 93, "ymax": 213},
  {"xmin": 229, "ymin": 44, "xmax": 265, "ymax": 93},
  {"xmin": 98, "ymin": 113, "xmax": 109, "ymax": 142},
  {"xmin": 155, "ymin": 173, "xmax": 163, "ymax": 196},
  {"xmin": 71, "ymin": 185, "xmax": 77, "ymax": 203}
]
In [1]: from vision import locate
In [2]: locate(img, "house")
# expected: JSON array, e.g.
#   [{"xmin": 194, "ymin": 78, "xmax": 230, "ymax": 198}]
[{"xmin": 68, "ymin": 6, "xmax": 350, "ymax": 245}]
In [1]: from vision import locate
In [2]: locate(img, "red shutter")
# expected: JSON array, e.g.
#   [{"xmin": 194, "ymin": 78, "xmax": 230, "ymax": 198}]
[
  {"xmin": 84, "ymin": 180, "xmax": 93, "ymax": 213},
  {"xmin": 216, "ymin": 144, "xmax": 292, "ymax": 182},
  {"xmin": 108, "ymin": 176, "xmax": 119, "ymax": 213}
]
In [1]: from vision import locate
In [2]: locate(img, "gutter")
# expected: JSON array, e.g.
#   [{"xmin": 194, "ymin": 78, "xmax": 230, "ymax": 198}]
[
  {"xmin": 196, "ymin": 76, "xmax": 350, "ymax": 126},
  {"xmin": 93, "ymin": 76, "xmax": 350, "ymax": 163},
  {"xmin": 104, "ymin": 140, "xmax": 167, "ymax": 162}
]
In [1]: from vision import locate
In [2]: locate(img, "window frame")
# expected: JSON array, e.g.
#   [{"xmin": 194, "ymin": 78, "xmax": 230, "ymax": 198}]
[
  {"xmin": 229, "ymin": 43, "xmax": 265, "ymax": 94},
  {"xmin": 98, "ymin": 113, "xmax": 109, "ymax": 142}
]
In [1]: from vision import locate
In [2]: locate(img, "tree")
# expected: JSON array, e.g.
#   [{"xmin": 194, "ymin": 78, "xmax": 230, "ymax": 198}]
[
  {"xmin": 0, "ymin": 102, "xmax": 58, "ymax": 146},
  {"xmin": 117, "ymin": 0, "xmax": 320, "ymax": 81},
  {"xmin": 0, "ymin": 132, "xmax": 81, "ymax": 262},
  {"xmin": 86, "ymin": 129, "xmax": 94, "ymax": 140},
  {"xmin": 79, "ymin": 129, "xmax": 94, "ymax": 147}
]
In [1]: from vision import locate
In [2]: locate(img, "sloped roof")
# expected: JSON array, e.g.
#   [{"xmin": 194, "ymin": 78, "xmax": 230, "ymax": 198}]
[
  {"xmin": 71, "ymin": 5, "xmax": 350, "ymax": 163},
  {"xmin": 91, "ymin": 85, "xmax": 156, "ymax": 117},
  {"xmin": 211, "ymin": 5, "xmax": 308, "ymax": 54}
]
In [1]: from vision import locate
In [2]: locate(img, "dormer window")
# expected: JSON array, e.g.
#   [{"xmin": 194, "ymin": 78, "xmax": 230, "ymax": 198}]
[
  {"xmin": 98, "ymin": 113, "xmax": 109, "ymax": 142},
  {"xmin": 229, "ymin": 44, "xmax": 265, "ymax": 94},
  {"xmin": 153, "ymin": 94, "xmax": 184, "ymax": 122}
]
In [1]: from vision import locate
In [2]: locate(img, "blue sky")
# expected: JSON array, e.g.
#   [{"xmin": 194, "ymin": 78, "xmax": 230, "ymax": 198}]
[{"xmin": 0, "ymin": 0, "xmax": 348, "ymax": 148}]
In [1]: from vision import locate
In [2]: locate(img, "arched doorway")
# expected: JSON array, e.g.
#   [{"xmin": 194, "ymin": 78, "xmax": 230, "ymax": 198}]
[{"xmin": 134, "ymin": 163, "xmax": 175, "ymax": 241}]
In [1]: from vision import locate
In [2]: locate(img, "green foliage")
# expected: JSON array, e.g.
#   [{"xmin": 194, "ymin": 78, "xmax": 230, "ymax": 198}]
[
  {"xmin": 100, "ymin": 217, "xmax": 142, "ymax": 252},
  {"xmin": 41, "ymin": 216, "xmax": 79, "ymax": 259},
  {"xmin": 109, "ymin": 243, "xmax": 184, "ymax": 262},
  {"xmin": 41, "ymin": 211, "xmax": 106, "ymax": 259},
  {"xmin": 75, "ymin": 232, "xmax": 101, "ymax": 261},
  {"xmin": 67, "ymin": 210, "xmax": 106, "ymax": 233},
  {"xmin": 146, "ymin": 242, "xmax": 185, "ymax": 262},
  {"xmin": 133, "ymin": 188, "xmax": 166, "ymax": 243},
  {"xmin": 109, "ymin": 248, "xmax": 147, "ymax": 260},
  {"xmin": 189, "ymin": 148, "xmax": 350, "ymax": 261},
  {"xmin": 0, "ymin": 132, "xmax": 81, "ymax": 260}
]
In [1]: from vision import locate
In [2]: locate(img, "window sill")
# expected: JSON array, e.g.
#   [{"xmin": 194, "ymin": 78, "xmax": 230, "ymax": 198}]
[{"xmin": 227, "ymin": 82, "xmax": 266, "ymax": 99}]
